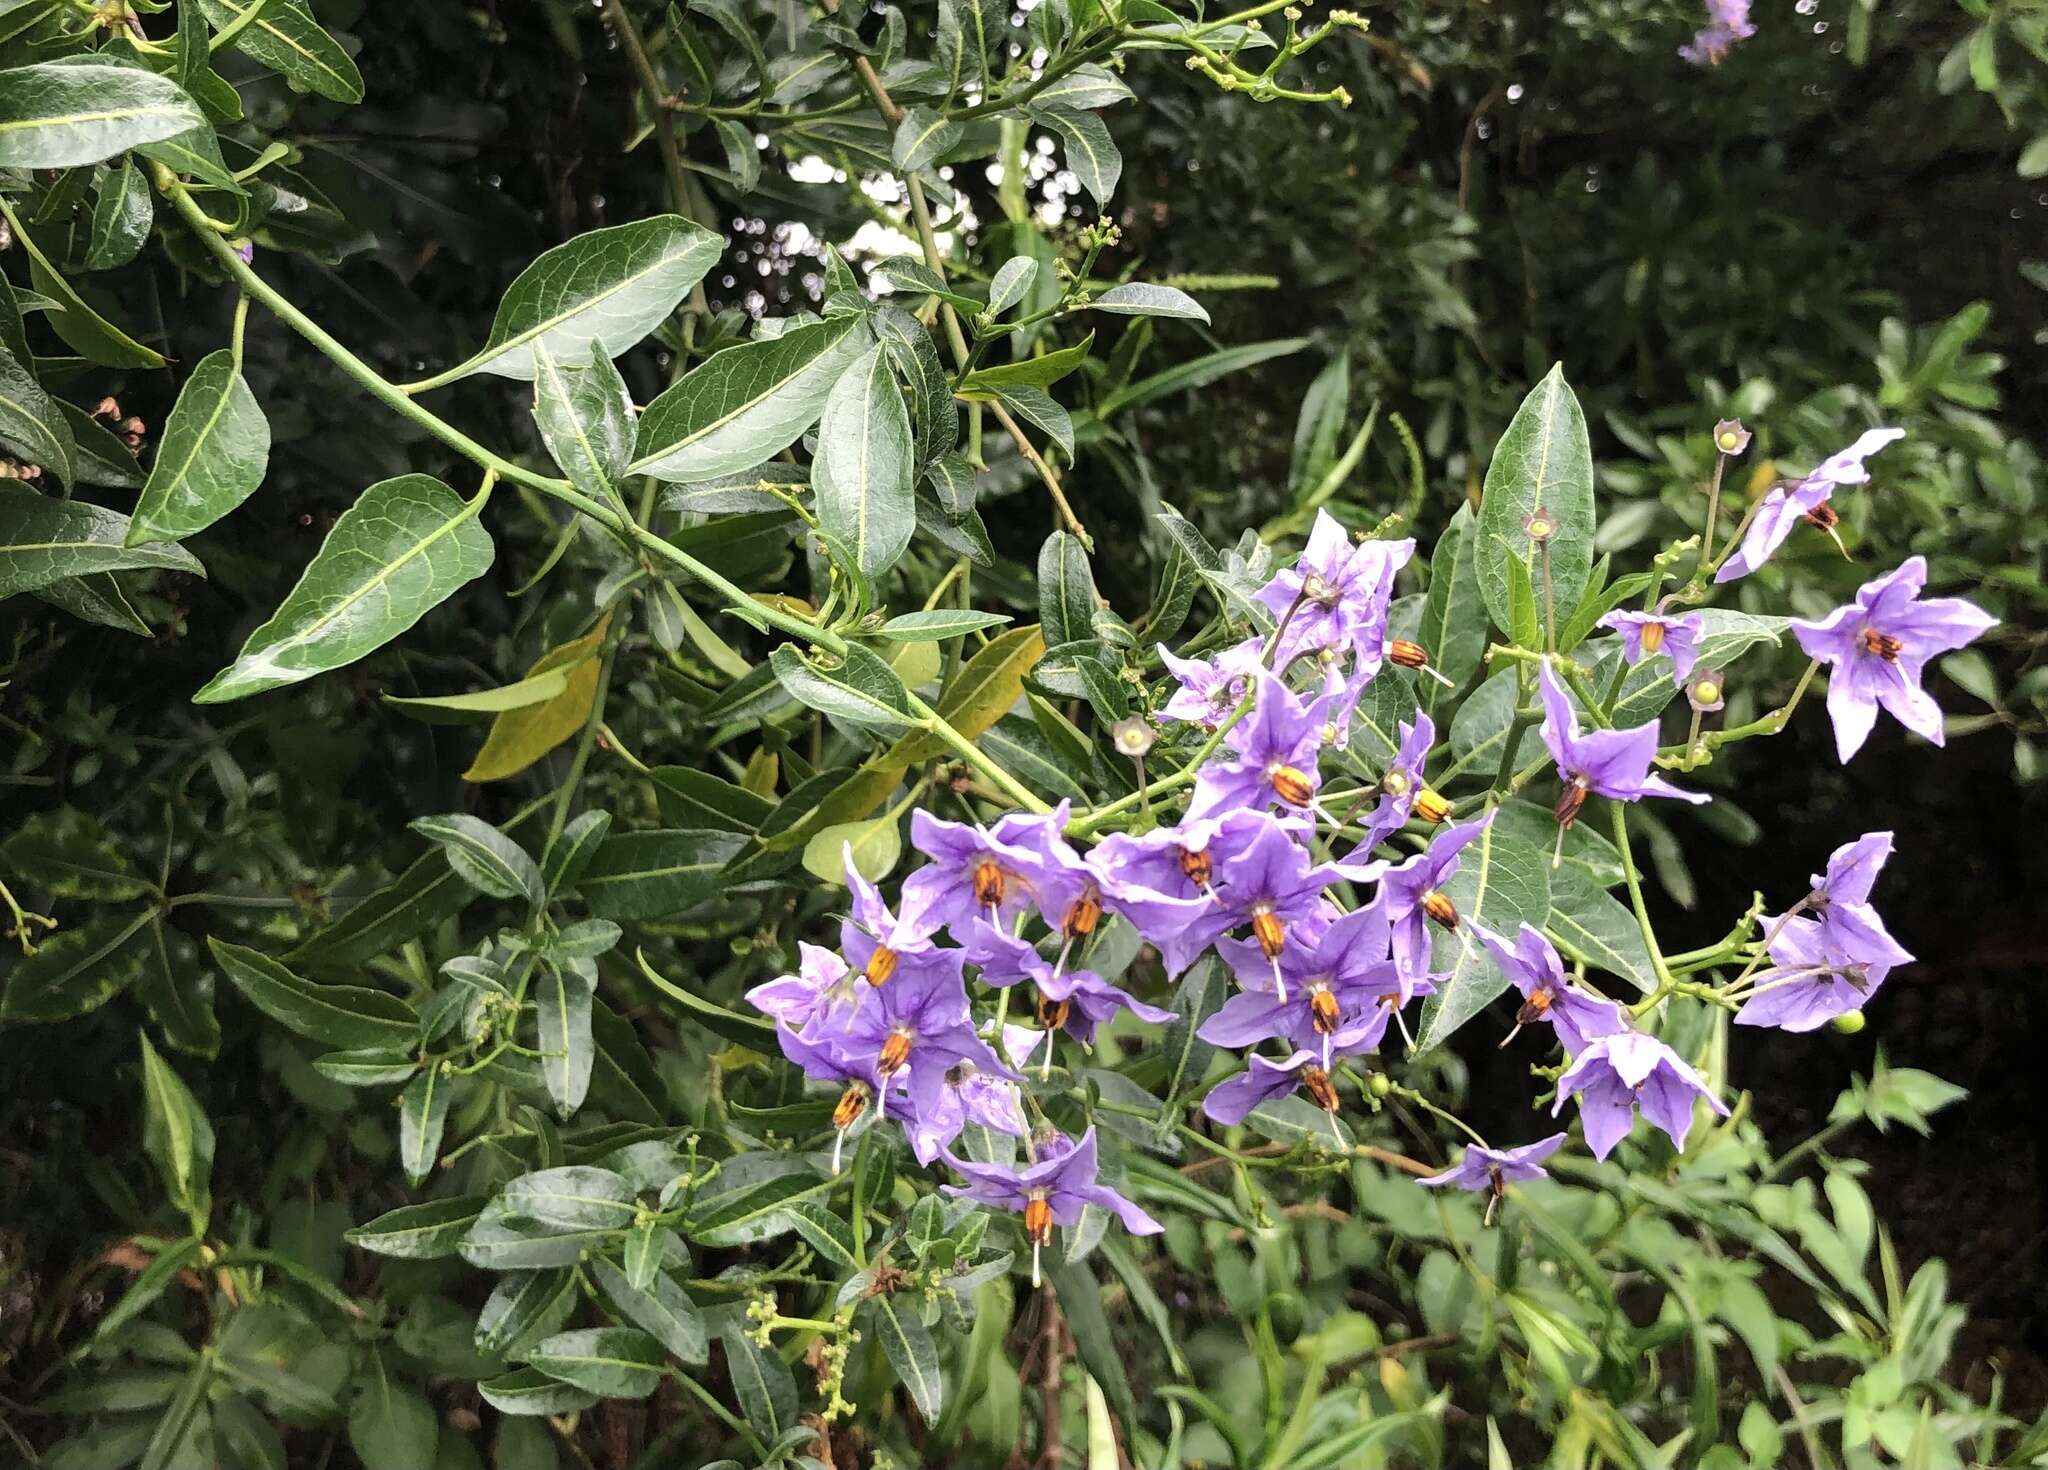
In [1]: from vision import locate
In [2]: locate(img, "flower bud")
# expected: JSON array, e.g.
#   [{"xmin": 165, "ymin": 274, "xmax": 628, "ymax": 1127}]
[
  {"xmin": 1831, "ymin": 1010, "xmax": 1866, "ymax": 1035},
  {"xmin": 1367, "ymin": 1073, "xmax": 1393, "ymax": 1099}
]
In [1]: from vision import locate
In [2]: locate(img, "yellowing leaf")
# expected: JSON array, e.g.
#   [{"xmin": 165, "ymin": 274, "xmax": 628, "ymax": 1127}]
[
  {"xmin": 802, "ymin": 815, "xmax": 902, "ymax": 886},
  {"xmin": 463, "ymin": 619, "xmax": 608, "ymax": 782},
  {"xmin": 887, "ymin": 623, "xmax": 1043, "ymax": 766}
]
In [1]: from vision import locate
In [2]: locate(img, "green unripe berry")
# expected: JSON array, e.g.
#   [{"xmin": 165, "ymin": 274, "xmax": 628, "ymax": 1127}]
[{"xmin": 1832, "ymin": 1010, "xmax": 1866, "ymax": 1035}]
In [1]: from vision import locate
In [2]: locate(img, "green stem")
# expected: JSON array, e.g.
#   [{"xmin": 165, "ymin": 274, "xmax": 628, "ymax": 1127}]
[
  {"xmin": 1609, "ymin": 800, "xmax": 1675, "ymax": 991},
  {"xmin": 1697, "ymin": 450, "xmax": 1729, "ymax": 570},
  {"xmin": 600, "ymin": 0, "xmax": 711, "ymax": 320},
  {"xmin": 546, "ymin": 621, "xmax": 627, "ymax": 853},
  {"xmin": 666, "ymin": 1366, "xmax": 769, "ymax": 1461},
  {"xmin": 1761, "ymin": 1117, "xmax": 1855, "ymax": 1184}
]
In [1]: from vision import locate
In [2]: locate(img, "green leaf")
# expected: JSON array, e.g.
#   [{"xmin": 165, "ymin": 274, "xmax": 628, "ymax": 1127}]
[
  {"xmin": 534, "ymin": 967, "xmax": 594, "ymax": 1118},
  {"xmin": 987, "ymin": 257, "xmax": 1039, "ymax": 317},
  {"xmin": 56, "ymin": 398, "xmax": 144, "ymax": 489},
  {"xmin": 0, "ymin": 344, "xmax": 76, "ymax": 489},
  {"xmin": 383, "ymin": 668, "xmax": 573, "ymax": 722},
  {"xmin": 196, "ymin": 0, "xmax": 364, "ymax": 102},
  {"xmin": 129, "ymin": 349, "xmax": 270, "ymax": 545},
  {"xmin": 685, "ymin": 1171, "xmax": 831, "ymax": 1247},
  {"xmin": 866, "ymin": 1295, "xmax": 944, "ymax": 1420},
  {"xmin": 498, "ymin": 1166, "xmax": 638, "ymax": 1231},
  {"xmin": 290, "ymin": 847, "xmax": 478, "ymax": 967},
  {"xmin": 139, "ymin": 1031, "xmax": 214, "ymax": 1236},
  {"xmin": 531, "ymin": 339, "xmax": 632, "ymax": 503},
  {"xmin": 0, "ymin": 63, "xmax": 206, "ymax": 168},
  {"xmin": 1037, "ymin": 530, "xmax": 1097, "ymax": 647},
  {"xmin": 802, "ymin": 814, "xmax": 902, "ymax": 886},
  {"xmin": 349, "ymin": 1350, "xmax": 437, "ymax": 1470},
  {"xmin": 588, "ymin": 1258, "xmax": 709, "ymax": 1367},
  {"xmin": 408, "ymin": 815, "xmax": 543, "ymax": 907},
  {"xmin": 1417, "ymin": 503, "xmax": 1487, "ymax": 703},
  {"xmin": 1414, "ymin": 823, "xmax": 1554, "ymax": 1051},
  {"xmin": 874, "ymin": 609, "xmax": 1011, "ymax": 640},
  {"xmin": 478, "ymin": 1368, "xmax": 598, "ymax": 1418},
  {"xmin": 1, "ymin": 805, "xmax": 147, "ymax": 900},
  {"xmin": 313, "ymin": 1048, "xmax": 421, "ymax": 1087},
  {"xmin": 1476, "ymin": 364, "xmax": 1595, "ymax": 638},
  {"xmin": 0, "ymin": 488, "xmax": 204, "ymax": 598},
  {"xmin": 543, "ymin": 810, "xmax": 613, "ymax": 893},
  {"xmin": 0, "ymin": 912, "xmax": 153, "ymax": 1023},
  {"xmin": 1096, "ymin": 337, "xmax": 1309, "ymax": 418},
  {"xmin": 34, "ymin": 570, "xmax": 150, "ymax": 636},
  {"xmin": 523, "ymin": 1328, "xmax": 664, "ymax": 1400},
  {"xmin": 475, "ymin": 1269, "xmax": 579, "ymax": 1357},
  {"xmin": 430, "ymin": 216, "xmax": 719, "ymax": 383},
  {"xmin": 631, "ymin": 315, "xmax": 870, "ymax": 481},
  {"xmin": 209, "ymin": 937, "xmax": 419, "ymax": 1048},
  {"xmin": 1544, "ymin": 863, "xmax": 1658, "ymax": 992},
  {"xmin": 713, "ymin": 116, "xmax": 761, "ymax": 191},
  {"xmin": 1045, "ymin": 1261, "xmax": 1139, "ymax": 1428},
  {"xmin": 398, "ymin": 1065, "xmax": 452, "ymax": 1187},
  {"xmin": 720, "ymin": 1319, "xmax": 796, "ymax": 1440},
  {"xmin": 893, "ymin": 106, "xmax": 961, "ymax": 171},
  {"xmin": 873, "ymin": 304, "xmax": 957, "ymax": 470},
  {"xmin": 959, "ymin": 332, "xmax": 1094, "ymax": 394},
  {"xmin": 813, "ymin": 345, "xmax": 916, "ymax": 578},
  {"xmin": 85, "ymin": 157, "xmax": 152, "ymax": 270},
  {"xmin": 576, "ymin": 829, "xmax": 748, "ymax": 920},
  {"xmin": 770, "ymin": 642, "xmax": 914, "ymax": 733},
  {"xmin": 1030, "ymin": 64, "xmax": 1136, "ymax": 111},
  {"xmin": 138, "ymin": 923, "xmax": 220, "ymax": 1060},
  {"xmin": 1035, "ymin": 107, "xmax": 1121, "ymax": 206},
  {"xmin": 193, "ymin": 474, "xmax": 493, "ymax": 703},
  {"xmin": 875, "ymin": 257, "xmax": 984, "ymax": 314},
  {"xmin": 1087, "ymin": 283, "xmax": 1209, "ymax": 323}
]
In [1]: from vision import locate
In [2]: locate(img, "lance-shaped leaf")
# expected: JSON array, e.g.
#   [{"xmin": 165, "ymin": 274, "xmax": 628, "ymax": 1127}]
[
  {"xmin": 0, "ymin": 490, "xmax": 200, "ymax": 598},
  {"xmin": 720, "ymin": 1319, "xmax": 796, "ymax": 1440},
  {"xmin": 892, "ymin": 106, "xmax": 961, "ymax": 172},
  {"xmin": 1413, "ymin": 824, "xmax": 1554, "ymax": 1052},
  {"xmin": 1, "ymin": 806, "xmax": 146, "ymax": 900},
  {"xmin": 959, "ymin": 333, "xmax": 1093, "ymax": 395},
  {"xmin": 344, "ymin": 1196, "xmax": 490, "ymax": 1261},
  {"xmin": 1086, "ymin": 283, "xmax": 1210, "ymax": 323},
  {"xmin": 408, "ymin": 815, "xmax": 543, "ymax": 907},
  {"xmin": 590, "ymin": 1257, "xmax": 709, "ymax": 1365},
  {"xmin": 435, "ymin": 216, "xmax": 720, "ymax": 384},
  {"xmin": 57, "ymin": 400, "xmax": 144, "ymax": 490},
  {"xmin": 0, "ymin": 343, "xmax": 75, "ymax": 488},
  {"xmin": 85, "ymin": 158, "xmax": 152, "ymax": 270},
  {"xmin": 1417, "ymin": 502, "xmax": 1487, "ymax": 703},
  {"xmin": 1477, "ymin": 364, "xmax": 1596, "ymax": 638},
  {"xmin": 1037, "ymin": 531, "xmax": 1097, "ymax": 647},
  {"xmin": 576, "ymin": 829, "xmax": 748, "ymax": 920},
  {"xmin": 532, "ymin": 339, "xmax": 632, "ymax": 503},
  {"xmin": 209, "ymin": 938, "xmax": 419, "ymax": 1048},
  {"xmin": 873, "ymin": 304, "xmax": 956, "ymax": 470},
  {"xmin": 534, "ymin": 966, "xmax": 594, "ymax": 1118},
  {"xmin": 0, "ymin": 63, "xmax": 205, "ymax": 168},
  {"xmin": 813, "ymin": 345, "xmax": 915, "ymax": 577},
  {"xmin": 194, "ymin": 474, "xmax": 493, "ymax": 704},
  {"xmin": 1031, "ymin": 64, "xmax": 1137, "ymax": 111},
  {"xmin": 479, "ymin": 1368, "xmax": 598, "ymax": 1418},
  {"xmin": 383, "ymin": 667, "xmax": 572, "ymax": 723},
  {"xmin": 397, "ymin": 1065, "xmax": 451, "ymax": 1186},
  {"xmin": 865, "ymin": 1295, "xmax": 944, "ymax": 1420},
  {"xmin": 128, "ymin": 349, "xmax": 270, "ymax": 545},
  {"xmin": 475, "ymin": 1268, "xmax": 578, "ymax": 1355},
  {"xmin": 288, "ymin": 847, "xmax": 478, "ymax": 967},
  {"xmin": 463, "ymin": 619, "xmax": 607, "ymax": 782},
  {"xmin": 1035, "ymin": 108, "xmax": 1121, "ymax": 207},
  {"xmin": 139, "ymin": 1032, "xmax": 214, "ymax": 1236},
  {"xmin": 770, "ymin": 643, "xmax": 914, "ymax": 734},
  {"xmin": 524, "ymin": 1328, "xmax": 664, "ymax": 1400},
  {"xmin": 0, "ymin": 914, "xmax": 152, "ymax": 1023},
  {"xmin": 630, "ymin": 316, "xmax": 871, "ymax": 482},
  {"xmin": 196, "ymin": 0, "xmax": 363, "ymax": 102}
]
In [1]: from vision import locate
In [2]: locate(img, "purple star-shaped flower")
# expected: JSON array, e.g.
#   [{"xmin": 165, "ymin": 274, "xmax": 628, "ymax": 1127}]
[
  {"xmin": 1475, "ymin": 922, "xmax": 1628, "ymax": 1054},
  {"xmin": 1539, "ymin": 664, "xmax": 1706, "ymax": 829},
  {"xmin": 838, "ymin": 952, "xmax": 1014, "ymax": 1122},
  {"xmin": 1178, "ymin": 812, "xmax": 1343, "ymax": 1000},
  {"xmin": 746, "ymin": 941, "xmax": 859, "ymax": 1030},
  {"xmin": 1418, "ymin": 1133, "xmax": 1567, "ymax": 1193},
  {"xmin": 1187, "ymin": 670, "xmax": 1332, "ymax": 822},
  {"xmin": 1158, "ymin": 637, "xmax": 1263, "ymax": 728},
  {"xmin": 1208, "ymin": 902, "xmax": 1425, "ymax": 1064},
  {"xmin": 1374, "ymin": 811, "xmax": 1493, "ymax": 982},
  {"xmin": 1714, "ymin": 428, "xmax": 1903, "ymax": 583},
  {"xmin": 1089, "ymin": 810, "xmax": 1276, "ymax": 972},
  {"xmin": 1202, "ymin": 1050, "xmax": 1320, "ymax": 1125},
  {"xmin": 1680, "ymin": 0, "xmax": 1756, "ymax": 64},
  {"xmin": 1255, "ymin": 510, "xmax": 1416, "ymax": 669},
  {"xmin": 1791, "ymin": 555, "xmax": 1997, "ymax": 762},
  {"xmin": 1794, "ymin": 830, "xmax": 1907, "ymax": 961},
  {"xmin": 1000, "ymin": 802, "xmax": 1210, "ymax": 948},
  {"xmin": 1552, "ymin": 1031, "xmax": 1729, "ymax": 1160},
  {"xmin": 1036, "ymin": 967, "xmax": 1175, "ymax": 1042},
  {"xmin": 942, "ymin": 1127, "xmax": 1162, "ymax": 1284},
  {"xmin": 1598, "ymin": 610, "xmax": 1706, "ymax": 686},
  {"xmin": 1357, "ymin": 712, "xmax": 1444, "ymax": 850},
  {"xmin": 1733, "ymin": 913, "xmax": 1911, "ymax": 1032},
  {"xmin": 905, "ymin": 1062, "xmax": 1027, "ymax": 1166},
  {"xmin": 774, "ymin": 1022, "xmax": 905, "ymax": 1173},
  {"xmin": 900, "ymin": 810, "xmax": 1043, "ymax": 939}
]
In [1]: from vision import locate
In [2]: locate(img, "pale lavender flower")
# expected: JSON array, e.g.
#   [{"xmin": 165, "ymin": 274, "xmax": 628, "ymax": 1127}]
[
  {"xmin": 775, "ymin": 1023, "xmax": 905, "ymax": 1173},
  {"xmin": 1791, "ymin": 555, "xmax": 1997, "ymax": 762},
  {"xmin": 1598, "ymin": 610, "xmax": 1706, "ymax": 685},
  {"xmin": 1418, "ymin": 1133, "xmax": 1567, "ymax": 1194},
  {"xmin": 1158, "ymin": 637, "xmax": 1263, "ymax": 728},
  {"xmin": 1539, "ymin": 664, "xmax": 1706, "ymax": 832},
  {"xmin": 1552, "ymin": 1031, "xmax": 1729, "ymax": 1160},
  {"xmin": 1090, "ymin": 810, "xmax": 1273, "ymax": 974},
  {"xmin": 905, "ymin": 1063, "xmax": 1027, "ymax": 1166},
  {"xmin": 1176, "ymin": 811, "xmax": 1343, "ymax": 1000},
  {"xmin": 1358, "ymin": 712, "xmax": 1443, "ymax": 849},
  {"xmin": 1374, "ymin": 811, "xmax": 1493, "ymax": 982},
  {"xmin": 1187, "ymin": 670, "xmax": 1332, "ymax": 821},
  {"xmin": 1202, "ymin": 1050, "xmax": 1322, "ymax": 1125},
  {"xmin": 837, "ymin": 954, "xmax": 1014, "ymax": 1122},
  {"xmin": 1796, "ymin": 830, "xmax": 1907, "ymax": 960},
  {"xmin": 1714, "ymin": 428, "xmax": 1903, "ymax": 582},
  {"xmin": 1680, "ymin": 0, "xmax": 1757, "ymax": 65},
  {"xmin": 900, "ymin": 810, "xmax": 1043, "ymax": 938},
  {"xmin": 1476, "ymin": 922, "xmax": 1629, "ymax": 1053},
  {"xmin": 1734, "ymin": 913, "xmax": 1911, "ymax": 1032},
  {"xmin": 745, "ymin": 941, "xmax": 858, "ymax": 1029},
  {"xmin": 942, "ymin": 1127, "xmax": 1161, "ymax": 1285},
  {"xmin": 1254, "ymin": 510, "xmax": 1414, "ymax": 669}
]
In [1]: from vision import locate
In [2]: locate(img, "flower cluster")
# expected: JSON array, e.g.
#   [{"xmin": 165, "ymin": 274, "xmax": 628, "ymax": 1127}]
[
  {"xmin": 750, "ymin": 426, "xmax": 1991, "ymax": 1272},
  {"xmin": 1680, "ymin": 0, "xmax": 1757, "ymax": 65}
]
